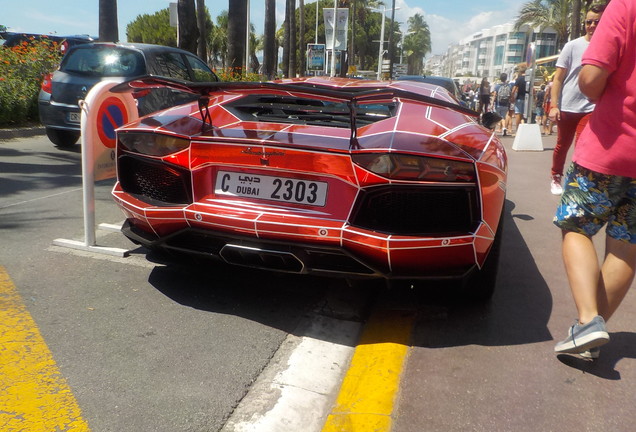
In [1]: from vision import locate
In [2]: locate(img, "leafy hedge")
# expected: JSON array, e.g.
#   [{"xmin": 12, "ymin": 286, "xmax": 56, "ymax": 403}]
[
  {"xmin": 215, "ymin": 67, "xmax": 266, "ymax": 82},
  {"xmin": 0, "ymin": 37, "xmax": 62, "ymax": 126},
  {"xmin": 0, "ymin": 39, "xmax": 273, "ymax": 126}
]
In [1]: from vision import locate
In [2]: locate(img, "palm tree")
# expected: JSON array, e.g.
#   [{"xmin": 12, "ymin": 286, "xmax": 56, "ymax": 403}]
[
  {"xmin": 263, "ymin": 0, "xmax": 277, "ymax": 78},
  {"xmin": 228, "ymin": 0, "xmax": 248, "ymax": 73},
  {"xmin": 196, "ymin": 0, "xmax": 206, "ymax": 61},
  {"xmin": 571, "ymin": 0, "xmax": 581, "ymax": 39},
  {"xmin": 210, "ymin": 11, "xmax": 228, "ymax": 69},
  {"xmin": 249, "ymin": 24, "xmax": 261, "ymax": 73},
  {"xmin": 178, "ymin": 0, "xmax": 199, "ymax": 54},
  {"xmin": 299, "ymin": 0, "xmax": 306, "ymax": 75},
  {"xmin": 403, "ymin": 14, "xmax": 430, "ymax": 75},
  {"xmin": 288, "ymin": 0, "xmax": 297, "ymax": 77},
  {"xmin": 99, "ymin": 0, "xmax": 119, "ymax": 42},
  {"xmin": 282, "ymin": 0, "xmax": 290, "ymax": 76},
  {"xmin": 515, "ymin": 0, "xmax": 570, "ymax": 49}
]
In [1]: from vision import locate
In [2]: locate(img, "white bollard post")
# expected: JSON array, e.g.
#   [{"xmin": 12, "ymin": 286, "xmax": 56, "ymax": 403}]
[{"xmin": 512, "ymin": 123, "xmax": 544, "ymax": 151}]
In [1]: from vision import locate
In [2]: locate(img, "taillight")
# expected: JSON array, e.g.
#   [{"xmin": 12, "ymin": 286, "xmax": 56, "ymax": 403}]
[
  {"xmin": 118, "ymin": 132, "xmax": 190, "ymax": 156},
  {"xmin": 41, "ymin": 73, "xmax": 53, "ymax": 94},
  {"xmin": 352, "ymin": 153, "xmax": 476, "ymax": 182}
]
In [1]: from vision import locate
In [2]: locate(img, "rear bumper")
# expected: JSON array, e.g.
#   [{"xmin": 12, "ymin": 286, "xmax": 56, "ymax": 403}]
[
  {"xmin": 120, "ymin": 218, "xmax": 477, "ymax": 281},
  {"xmin": 38, "ymin": 99, "xmax": 81, "ymax": 131}
]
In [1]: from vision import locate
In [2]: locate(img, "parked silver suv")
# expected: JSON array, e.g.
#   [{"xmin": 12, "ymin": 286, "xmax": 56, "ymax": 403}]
[{"xmin": 38, "ymin": 42, "xmax": 218, "ymax": 147}]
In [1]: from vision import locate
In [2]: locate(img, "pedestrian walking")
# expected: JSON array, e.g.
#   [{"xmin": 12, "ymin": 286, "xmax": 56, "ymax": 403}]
[
  {"xmin": 478, "ymin": 77, "xmax": 491, "ymax": 116},
  {"xmin": 548, "ymin": 4, "xmax": 606, "ymax": 195},
  {"xmin": 553, "ymin": 0, "xmax": 635, "ymax": 359},
  {"xmin": 511, "ymin": 66, "xmax": 527, "ymax": 135},
  {"xmin": 494, "ymin": 73, "xmax": 511, "ymax": 135}
]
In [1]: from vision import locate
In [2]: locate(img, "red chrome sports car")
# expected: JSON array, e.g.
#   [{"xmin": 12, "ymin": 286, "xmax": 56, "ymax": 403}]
[{"xmin": 111, "ymin": 76, "xmax": 507, "ymax": 299}]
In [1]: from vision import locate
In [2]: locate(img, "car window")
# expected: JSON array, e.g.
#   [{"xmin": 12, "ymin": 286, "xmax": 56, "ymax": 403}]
[
  {"xmin": 185, "ymin": 54, "xmax": 217, "ymax": 82},
  {"xmin": 62, "ymin": 47, "xmax": 145, "ymax": 77},
  {"xmin": 152, "ymin": 52, "xmax": 190, "ymax": 81}
]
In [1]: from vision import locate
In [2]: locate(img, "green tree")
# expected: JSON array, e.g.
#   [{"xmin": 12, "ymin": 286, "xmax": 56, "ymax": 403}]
[
  {"xmin": 263, "ymin": 0, "xmax": 277, "ymax": 78},
  {"xmin": 403, "ymin": 13, "xmax": 431, "ymax": 75},
  {"xmin": 250, "ymin": 24, "xmax": 262, "ymax": 73},
  {"xmin": 127, "ymin": 9, "xmax": 177, "ymax": 46},
  {"xmin": 515, "ymin": 0, "xmax": 571, "ymax": 49},
  {"xmin": 210, "ymin": 11, "xmax": 228, "ymax": 68},
  {"xmin": 197, "ymin": 0, "xmax": 207, "ymax": 60},
  {"xmin": 299, "ymin": 0, "xmax": 305, "ymax": 75},
  {"xmin": 178, "ymin": 0, "xmax": 199, "ymax": 54},
  {"xmin": 228, "ymin": 0, "xmax": 248, "ymax": 73}
]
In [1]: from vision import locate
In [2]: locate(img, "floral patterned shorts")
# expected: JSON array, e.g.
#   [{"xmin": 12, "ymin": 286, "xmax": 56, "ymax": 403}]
[{"xmin": 554, "ymin": 162, "xmax": 636, "ymax": 243}]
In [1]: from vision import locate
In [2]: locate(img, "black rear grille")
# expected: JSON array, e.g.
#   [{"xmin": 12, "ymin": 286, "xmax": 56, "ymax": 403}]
[
  {"xmin": 118, "ymin": 155, "xmax": 192, "ymax": 205},
  {"xmin": 120, "ymin": 225, "xmax": 379, "ymax": 277},
  {"xmin": 350, "ymin": 185, "xmax": 479, "ymax": 236}
]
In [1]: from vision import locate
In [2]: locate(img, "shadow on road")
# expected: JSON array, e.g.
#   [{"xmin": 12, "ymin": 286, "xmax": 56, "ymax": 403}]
[
  {"xmin": 144, "ymin": 196, "xmax": 553, "ymax": 350},
  {"xmin": 408, "ymin": 198, "xmax": 553, "ymax": 348},
  {"xmin": 557, "ymin": 331, "xmax": 636, "ymax": 380}
]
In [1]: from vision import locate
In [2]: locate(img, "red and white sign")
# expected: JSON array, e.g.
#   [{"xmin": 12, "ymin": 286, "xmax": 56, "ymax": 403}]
[{"xmin": 81, "ymin": 81, "xmax": 138, "ymax": 181}]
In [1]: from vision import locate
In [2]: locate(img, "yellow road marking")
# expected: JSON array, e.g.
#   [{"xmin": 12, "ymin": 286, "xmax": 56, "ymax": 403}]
[
  {"xmin": 0, "ymin": 266, "xmax": 90, "ymax": 432},
  {"xmin": 322, "ymin": 309, "xmax": 415, "ymax": 432}
]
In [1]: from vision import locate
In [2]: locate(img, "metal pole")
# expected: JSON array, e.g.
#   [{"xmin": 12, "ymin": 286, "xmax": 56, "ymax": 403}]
[
  {"xmin": 330, "ymin": 2, "xmax": 337, "ymax": 77},
  {"xmin": 315, "ymin": 0, "xmax": 319, "ymax": 44},
  {"xmin": 388, "ymin": 0, "xmax": 396, "ymax": 79},
  {"xmin": 377, "ymin": 6, "xmax": 385, "ymax": 80}
]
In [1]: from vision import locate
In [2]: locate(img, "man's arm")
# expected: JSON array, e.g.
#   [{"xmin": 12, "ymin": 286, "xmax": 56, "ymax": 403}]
[
  {"xmin": 548, "ymin": 67, "xmax": 567, "ymax": 122},
  {"xmin": 579, "ymin": 64, "xmax": 610, "ymax": 102}
]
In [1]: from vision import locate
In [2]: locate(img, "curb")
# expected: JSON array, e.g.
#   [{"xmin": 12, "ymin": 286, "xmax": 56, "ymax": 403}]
[{"xmin": 0, "ymin": 125, "xmax": 46, "ymax": 140}]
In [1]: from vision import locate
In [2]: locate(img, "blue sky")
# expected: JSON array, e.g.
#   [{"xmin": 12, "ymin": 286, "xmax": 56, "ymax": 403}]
[{"xmin": 1, "ymin": 0, "xmax": 524, "ymax": 56}]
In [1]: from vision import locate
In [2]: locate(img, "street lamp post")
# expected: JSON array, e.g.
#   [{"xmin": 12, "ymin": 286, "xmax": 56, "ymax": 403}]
[
  {"xmin": 372, "ymin": 6, "xmax": 400, "ymax": 80},
  {"xmin": 330, "ymin": 3, "xmax": 337, "ymax": 77},
  {"xmin": 399, "ymin": 30, "xmax": 415, "ymax": 64},
  {"xmin": 315, "ymin": 0, "xmax": 319, "ymax": 44},
  {"xmin": 388, "ymin": 0, "xmax": 396, "ymax": 79},
  {"xmin": 375, "ymin": 6, "xmax": 386, "ymax": 80}
]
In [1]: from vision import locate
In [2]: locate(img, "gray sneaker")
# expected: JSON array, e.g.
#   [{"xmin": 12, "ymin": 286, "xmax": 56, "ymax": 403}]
[{"xmin": 554, "ymin": 315, "xmax": 610, "ymax": 354}]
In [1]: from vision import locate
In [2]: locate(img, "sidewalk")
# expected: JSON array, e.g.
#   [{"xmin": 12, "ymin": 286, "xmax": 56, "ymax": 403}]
[{"xmin": 0, "ymin": 124, "xmax": 45, "ymax": 140}]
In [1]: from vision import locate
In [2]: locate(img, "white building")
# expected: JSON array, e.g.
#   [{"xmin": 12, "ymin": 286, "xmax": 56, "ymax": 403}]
[{"xmin": 439, "ymin": 23, "xmax": 558, "ymax": 81}]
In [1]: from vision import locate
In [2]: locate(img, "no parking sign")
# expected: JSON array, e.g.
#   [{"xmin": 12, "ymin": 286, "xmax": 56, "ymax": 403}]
[
  {"xmin": 80, "ymin": 81, "xmax": 138, "ymax": 181},
  {"xmin": 53, "ymin": 80, "xmax": 138, "ymax": 255}
]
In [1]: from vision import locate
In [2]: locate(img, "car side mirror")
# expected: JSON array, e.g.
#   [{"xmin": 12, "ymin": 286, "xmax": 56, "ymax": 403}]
[{"xmin": 480, "ymin": 112, "xmax": 502, "ymax": 130}]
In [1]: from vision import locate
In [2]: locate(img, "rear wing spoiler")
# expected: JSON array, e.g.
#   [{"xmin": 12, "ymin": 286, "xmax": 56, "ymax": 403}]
[{"xmin": 112, "ymin": 75, "xmax": 480, "ymax": 148}]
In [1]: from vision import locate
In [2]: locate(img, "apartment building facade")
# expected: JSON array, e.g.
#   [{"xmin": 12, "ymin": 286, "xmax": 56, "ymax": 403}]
[{"xmin": 432, "ymin": 23, "xmax": 558, "ymax": 81}]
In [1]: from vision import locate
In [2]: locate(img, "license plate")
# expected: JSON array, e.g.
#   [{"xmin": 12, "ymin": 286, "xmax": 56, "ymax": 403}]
[
  {"xmin": 68, "ymin": 112, "xmax": 81, "ymax": 123},
  {"xmin": 215, "ymin": 171, "xmax": 328, "ymax": 206}
]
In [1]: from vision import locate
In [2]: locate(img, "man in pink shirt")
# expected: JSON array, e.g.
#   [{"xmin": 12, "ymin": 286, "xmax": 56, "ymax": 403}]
[{"xmin": 553, "ymin": 0, "xmax": 636, "ymax": 358}]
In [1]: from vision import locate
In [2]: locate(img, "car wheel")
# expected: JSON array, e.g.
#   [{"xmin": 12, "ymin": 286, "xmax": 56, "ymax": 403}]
[
  {"xmin": 46, "ymin": 128, "xmax": 80, "ymax": 147},
  {"xmin": 461, "ymin": 208, "xmax": 505, "ymax": 301}
]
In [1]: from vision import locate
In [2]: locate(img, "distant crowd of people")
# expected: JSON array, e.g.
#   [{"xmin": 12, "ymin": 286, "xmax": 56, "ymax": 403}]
[{"xmin": 459, "ymin": 70, "xmax": 556, "ymax": 139}]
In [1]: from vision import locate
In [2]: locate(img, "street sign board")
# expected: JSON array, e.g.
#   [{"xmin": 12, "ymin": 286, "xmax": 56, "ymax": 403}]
[
  {"xmin": 323, "ymin": 8, "xmax": 349, "ymax": 51},
  {"xmin": 307, "ymin": 44, "xmax": 326, "ymax": 72}
]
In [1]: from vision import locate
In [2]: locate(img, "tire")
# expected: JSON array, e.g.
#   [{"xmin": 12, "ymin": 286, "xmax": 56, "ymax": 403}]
[
  {"xmin": 46, "ymin": 128, "xmax": 80, "ymax": 147},
  {"xmin": 461, "ymin": 208, "xmax": 505, "ymax": 301}
]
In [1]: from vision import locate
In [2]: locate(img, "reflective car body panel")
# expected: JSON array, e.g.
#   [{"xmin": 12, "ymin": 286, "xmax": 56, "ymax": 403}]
[{"xmin": 112, "ymin": 76, "xmax": 507, "ymax": 284}]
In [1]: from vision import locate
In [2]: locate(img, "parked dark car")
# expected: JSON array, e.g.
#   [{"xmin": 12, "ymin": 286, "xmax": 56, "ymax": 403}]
[
  {"xmin": 395, "ymin": 75, "xmax": 468, "ymax": 108},
  {"xmin": 38, "ymin": 42, "xmax": 218, "ymax": 147}
]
